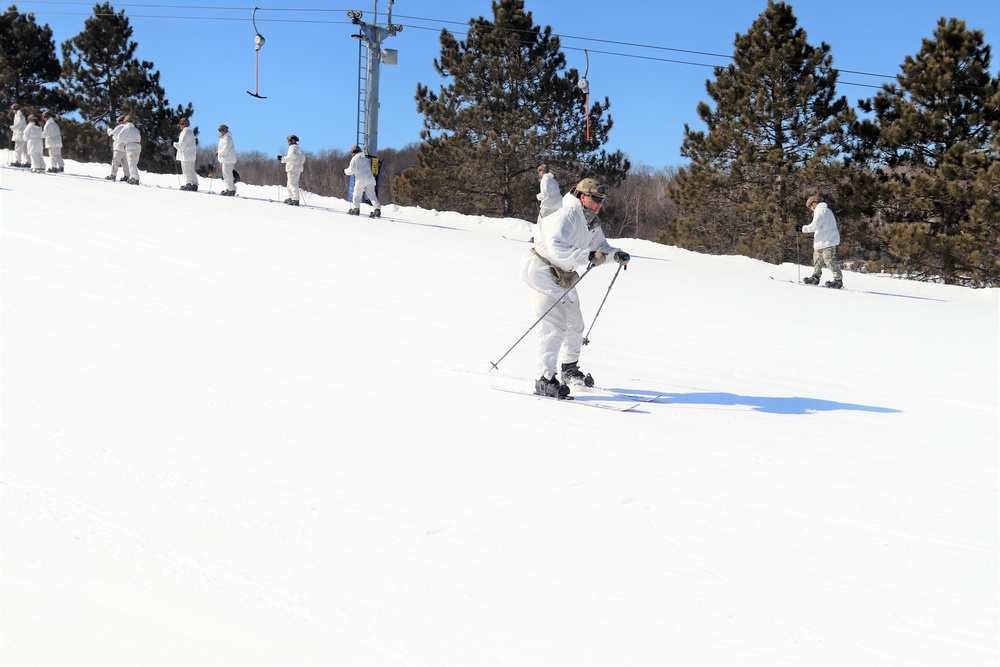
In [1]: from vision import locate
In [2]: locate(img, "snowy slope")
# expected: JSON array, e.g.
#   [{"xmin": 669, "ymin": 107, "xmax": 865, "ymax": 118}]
[{"xmin": 2, "ymin": 157, "xmax": 997, "ymax": 666}]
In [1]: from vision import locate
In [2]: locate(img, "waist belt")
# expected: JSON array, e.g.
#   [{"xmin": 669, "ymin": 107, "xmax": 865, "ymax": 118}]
[{"xmin": 532, "ymin": 248, "xmax": 580, "ymax": 289}]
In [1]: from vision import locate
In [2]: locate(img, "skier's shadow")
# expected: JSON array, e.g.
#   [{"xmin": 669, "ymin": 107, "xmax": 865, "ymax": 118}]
[{"xmin": 607, "ymin": 389, "xmax": 901, "ymax": 415}]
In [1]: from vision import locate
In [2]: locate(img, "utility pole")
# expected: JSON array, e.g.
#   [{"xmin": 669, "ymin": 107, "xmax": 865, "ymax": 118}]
[{"xmin": 347, "ymin": 1, "xmax": 402, "ymax": 157}]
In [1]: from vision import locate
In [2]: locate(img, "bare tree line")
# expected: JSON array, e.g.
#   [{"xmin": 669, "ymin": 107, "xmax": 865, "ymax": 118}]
[
  {"xmin": 190, "ymin": 141, "xmax": 682, "ymax": 242},
  {"xmin": 193, "ymin": 143, "xmax": 422, "ymax": 206}
]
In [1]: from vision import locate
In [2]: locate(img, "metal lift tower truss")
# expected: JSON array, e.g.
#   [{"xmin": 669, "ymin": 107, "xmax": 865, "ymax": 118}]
[{"xmin": 348, "ymin": 1, "xmax": 402, "ymax": 157}]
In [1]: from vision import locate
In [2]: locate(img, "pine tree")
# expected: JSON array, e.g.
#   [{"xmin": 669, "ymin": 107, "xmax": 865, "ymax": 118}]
[
  {"xmin": 854, "ymin": 18, "xmax": 999, "ymax": 285},
  {"xmin": 0, "ymin": 5, "xmax": 72, "ymax": 121},
  {"xmin": 59, "ymin": 2, "xmax": 193, "ymax": 171},
  {"xmin": 669, "ymin": 1, "xmax": 856, "ymax": 264},
  {"xmin": 392, "ymin": 0, "xmax": 629, "ymax": 220}
]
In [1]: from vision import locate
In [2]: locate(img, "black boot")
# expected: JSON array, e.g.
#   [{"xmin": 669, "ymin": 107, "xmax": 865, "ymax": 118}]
[
  {"xmin": 802, "ymin": 275, "xmax": 820, "ymax": 285},
  {"xmin": 534, "ymin": 375, "xmax": 571, "ymax": 398},
  {"xmin": 561, "ymin": 361, "xmax": 595, "ymax": 387},
  {"xmin": 824, "ymin": 278, "xmax": 843, "ymax": 289},
  {"xmin": 369, "ymin": 209, "xmax": 381, "ymax": 218}
]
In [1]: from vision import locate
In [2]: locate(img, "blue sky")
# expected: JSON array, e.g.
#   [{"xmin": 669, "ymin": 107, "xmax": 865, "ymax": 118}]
[{"xmin": 17, "ymin": 0, "xmax": 1000, "ymax": 168}]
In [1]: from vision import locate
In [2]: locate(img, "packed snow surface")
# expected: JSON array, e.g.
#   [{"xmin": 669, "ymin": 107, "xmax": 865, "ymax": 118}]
[{"xmin": 2, "ymin": 158, "xmax": 997, "ymax": 665}]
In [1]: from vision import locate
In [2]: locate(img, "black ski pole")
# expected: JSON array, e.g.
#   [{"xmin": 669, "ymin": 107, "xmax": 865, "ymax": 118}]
[
  {"xmin": 489, "ymin": 264, "xmax": 595, "ymax": 372},
  {"xmin": 208, "ymin": 155, "xmax": 218, "ymax": 193},
  {"xmin": 582, "ymin": 261, "xmax": 624, "ymax": 346},
  {"xmin": 796, "ymin": 229, "xmax": 801, "ymax": 284}
]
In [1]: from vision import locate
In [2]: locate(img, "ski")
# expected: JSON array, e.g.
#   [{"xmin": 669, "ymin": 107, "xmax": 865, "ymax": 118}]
[
  {"xmin": 770, "ymin": 275, "xmax": 848, "ymax": 291},
  {"xmin": 578, "ymin": 386, "xmax": 666, "ymax": 403},
  {"xmin": 491, "ymin": 385, "xmax": 648, "ymax": 412}
]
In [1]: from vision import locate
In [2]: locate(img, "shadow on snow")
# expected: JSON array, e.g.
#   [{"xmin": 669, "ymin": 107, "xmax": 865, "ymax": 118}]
[{"xmin": 605, "ymin": 388, "xmax": 902, "ymax": 415}]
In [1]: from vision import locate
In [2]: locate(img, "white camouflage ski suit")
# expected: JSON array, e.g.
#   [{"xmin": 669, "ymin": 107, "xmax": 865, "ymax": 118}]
[
  {"xmin": 108, "ymin": 121, "xmax": 130, "ymax": 179},
  {"xmin": 42, "ymin": 117, "xmax": 63, "ymax": 170},
  {"xmin": 24, "ymin": 120, "xmax": 44, "ymax": 171},
  {"xmin": 11, "ymin": 109, "xmax": 27, "ymax": 165},
  {"xmin": 173, "ymin": 125, "xmax": 197, "ymax": 187},
  {"xmin": 536, "ymin": 172, "xmax": 562, "ymax": 222},
  {"xmin": 520, "ymin": 191, "xmax": 622, "ymax": 381},
  {"xmin": 344, "ymin": 151, "xmax": 380, "ymax": 211},
  {"xmin": 281, "ymin": 142, "xmax": 306, "ymax": 201},
  {"xmin": 217, "ymin": 130, "xmax": 237, "ymax": 192},
  {"xmin": 119, "ymin": 121, "xmax": 141, "ymax": 183}
]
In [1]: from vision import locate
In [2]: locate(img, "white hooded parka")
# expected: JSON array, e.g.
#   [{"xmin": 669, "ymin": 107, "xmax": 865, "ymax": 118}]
[
  {"xmin": 282, "ymin": 142, "xmax": 305, "ymax": 174},
  {"xmin": 11, "ymin": 109, "xmax": 27, "ymax": 163},
  {"xmin": 344, "ymin": 151, "xmax": 375, "ymax": 186},
  {"xmin": 802, "ymin": 202, "xmax": 840, "ymax": 250},
  {"xmin": 536, "ymin": 172, "xmax": 562, "ymax": 218},
  {"xmin": 41, "ymin": 118, "xmax": 62, "ymax": 149},
  {"xmin": 24, "ymin": 120, "xmax": 44, "ymax": 169},
  {"xmin": 173, "ymin": 126, "xmax": 196, "ymax": 162}
]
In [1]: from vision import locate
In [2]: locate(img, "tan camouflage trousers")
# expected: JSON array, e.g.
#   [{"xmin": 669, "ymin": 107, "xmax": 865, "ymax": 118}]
[{"xmin": 811, "ymin": 246, "xmax": 843, "ymax": 281}]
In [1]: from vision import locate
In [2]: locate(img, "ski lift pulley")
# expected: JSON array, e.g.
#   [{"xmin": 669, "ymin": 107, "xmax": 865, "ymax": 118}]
[
  {"xmin": 247, "ymin": 7, "xmax": 267, "ymax": 99},
  {"xmin": 578, "ymin": 49, "xmax": 591, "ymax": 141}
]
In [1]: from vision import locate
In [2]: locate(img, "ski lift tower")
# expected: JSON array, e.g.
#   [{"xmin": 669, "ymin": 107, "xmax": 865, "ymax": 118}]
[{"xmin": 347, "ymin": 1, "xmax": 402, "ymax": 157}]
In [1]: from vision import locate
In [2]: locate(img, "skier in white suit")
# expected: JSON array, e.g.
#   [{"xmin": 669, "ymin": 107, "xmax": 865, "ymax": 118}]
[
  {"xmin": 10, "ymin": 103, "xmax": 27, "ymax": 166},
  {"xmin": 173, "ymin": 117, "xmax": 198, "ymax": 190},
  {"xmin": 519, "ymin": 177, "xmax": 630, "ymax": 398},
  {"xmin": 216, "ymin": 124, "xmax": 237, "ymax": 196},
  {"xmin": 279, "ymin": 134, "xmax": 306, "ymax": 205},
  {"xmin": 24, "ymin": 115, "xmax": 45, "ymax": 172},
  {"xmin": 107, "ymin": 115, "xmax": 131, "ymax": 181},
  {"xmin": 41, "ymin": 111, "xmax": 64, "ymax": 172},
  {"xmin": 343, "ymin": 144, "xmax": 381, "ymax": 217},
  {"xmin": 535, "ymin": 164, "xmax": 562, "ymax": 222},
  {"xmin": 119, "ymin": 115, "xmax": 141, "ymax": 185}
]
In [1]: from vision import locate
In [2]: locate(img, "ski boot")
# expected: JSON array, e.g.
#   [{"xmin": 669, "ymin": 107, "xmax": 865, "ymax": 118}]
[
  {"xmin": 561, "ymin": 361, "xmax": 595, "ymax": 388},
  {"xmin": 824, "ymin": 279, "xmax": 844, "ymax": 289},
  {"xmin": 802, "ymin": 275, "xmax": 821, "ymax": 285},
  {"xmin": 369, "ymin": 209, "xmax": 382, "ymax": 218},
  {"xmin": 534, "ymin": 375, "xmax": 571, "ymax": 398},
  {"xmin": 347, "ymin": 208, "xmax": 360, "ymax": 216},
  {"xmin": 287, "ymin": 199, "xmax": 299, "ymax": 206}
]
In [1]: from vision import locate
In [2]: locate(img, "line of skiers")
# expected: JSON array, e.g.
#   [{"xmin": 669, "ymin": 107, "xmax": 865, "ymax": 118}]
[
  {"xmin": 176, "ymin": 121, "xmax": 379, "ymax": 214},
  {"xmin": 8, "ymin": 104, "xmax": 382, "ymax": 215},
  {"xmin": 8, "ymin": 104, "xmax": 63, "ymax": 173}
]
